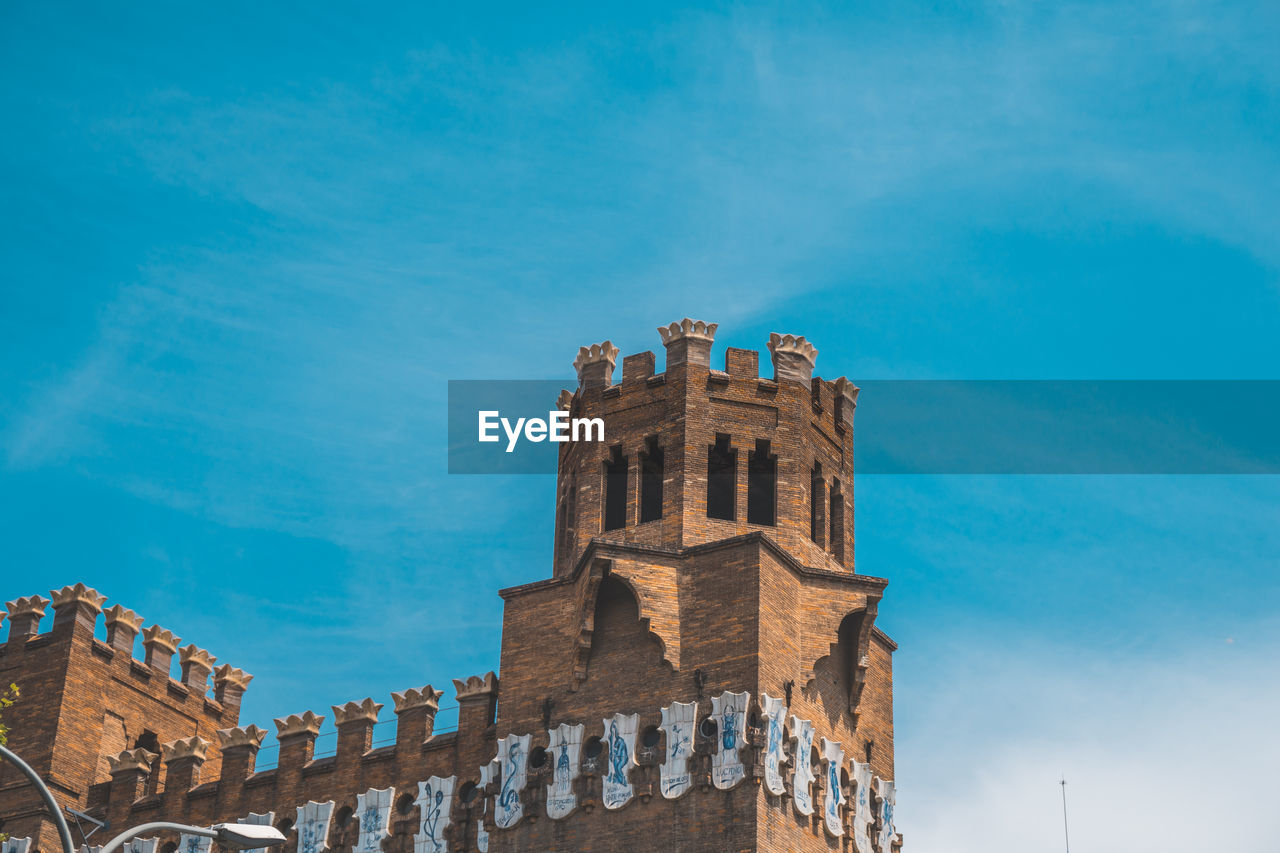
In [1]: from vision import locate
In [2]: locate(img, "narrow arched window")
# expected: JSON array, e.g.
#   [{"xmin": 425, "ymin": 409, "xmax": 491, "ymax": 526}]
[
  {"xmin": 603, "ymin": 445, "xmax": 628, "ymax": 530},
  {"xmin": 707, "ymin": 434, "xmax": 736, "ymax": 520},
  {"xmin": 747, "ymin": 439, "xmax": 777, "ymax": 526},
  {"xmin": 810, "ymin": 462, "xmax": 826, "ymax": 545},
  {"xmin": 830, "ymin": 478, "xmax": 845, "ymax": 561},
  {"xmin": 640, "ymin": 436, "xmax": 664, "ymax": 523}
]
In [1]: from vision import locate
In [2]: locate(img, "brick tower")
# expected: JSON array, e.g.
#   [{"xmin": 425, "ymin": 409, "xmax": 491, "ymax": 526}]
[
  {"xmin": 493, "ymin": 319, "xmax": 897, "ymax": 851},
  {"xmin": 0, "ymin": 318, "xmax": 899, "ymax": 853}
]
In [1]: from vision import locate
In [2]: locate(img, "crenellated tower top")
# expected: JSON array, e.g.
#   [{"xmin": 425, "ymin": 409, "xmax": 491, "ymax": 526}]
[{"xmin": 552, "ymin": 318, "xmax": 859, "ymax": 577}]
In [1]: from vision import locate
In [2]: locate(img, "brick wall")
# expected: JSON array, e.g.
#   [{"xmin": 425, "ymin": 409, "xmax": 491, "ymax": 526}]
[{"xmin": 0, "ymin": 319, "xmax": 899, "ymax": 853}]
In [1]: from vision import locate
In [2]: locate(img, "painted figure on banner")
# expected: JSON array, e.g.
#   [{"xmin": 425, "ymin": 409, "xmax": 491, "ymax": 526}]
[
  {"xmin": 296, "ymin": 801, "xmax": 335, "ymax": 853},
  {"xmin": 711, "ymin": 690, "xmax": 750, "ymax": 789},
  {"xmin": 820, "ymin": 738, "xmax": 846, "ymax": 837},
  {"xmin": 601, "ymin": 712, "xmax": 639, "ymax": 809},
  {"xmin": 413, "ymin": 776, "xmax": 456, "ymax": 853},
  {"xmin": 492, "ymin": 734, "xmax": 531, "ymax": 829},
  {"xmin": 759, "ymin": 692, "xmax": 788, "ymax": 796},
  {"xmin": 659, "ymin": 700, "xmax": 697, "ymax": 799},
  {"xmin": 855, "ymin": 758, "xmax": 875, "ymax": 850},
  {"xmin": 876, "ymin": 777, "xmax": 898, "ymax": 853},
  {"xmin": 546, "ymin": 723, "xmax": 584, "ymax": 819},
  {"xmin": 790, "ymin": 717, "xmax": 816, "ymax": 816},
  {"xmin": 355, "ymin": 787, "xmax": 395, "ymax": 853}
]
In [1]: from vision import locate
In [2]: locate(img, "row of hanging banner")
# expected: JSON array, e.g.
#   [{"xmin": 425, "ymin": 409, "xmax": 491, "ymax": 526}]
[
  {"xmin": 477, "ymin": 690, "xmax": 897, "ymax": 852},
  {"xmin": 1, "ymin": 691, "xmax": 898, "ymax": 853}
]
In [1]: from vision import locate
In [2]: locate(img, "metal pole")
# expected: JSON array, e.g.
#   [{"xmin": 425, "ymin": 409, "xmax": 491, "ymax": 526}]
[
  {"xmin": 0, "ymin": 744, "xmax": 77, "ymax": 853},
  {"xmin": 1060, "ymin": 776, "xmax": 1071, "ymax": 853}
]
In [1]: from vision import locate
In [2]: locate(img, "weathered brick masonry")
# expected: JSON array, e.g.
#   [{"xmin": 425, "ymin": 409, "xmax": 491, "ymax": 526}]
[{"xmin": 1, "ymin": 319, "xmax": 901, "ymax": 853}]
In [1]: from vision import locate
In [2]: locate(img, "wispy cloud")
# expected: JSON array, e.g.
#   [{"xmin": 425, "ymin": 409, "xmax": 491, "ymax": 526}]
[{"xmin": 900, "ymin": 629, "xmax": 1280, "ymax": 849}]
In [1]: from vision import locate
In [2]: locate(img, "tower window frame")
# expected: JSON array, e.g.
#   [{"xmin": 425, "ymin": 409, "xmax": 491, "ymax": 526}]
[
  {"xmin": 639, "ymin": 435, "xmax": 664, "ymax": 524},
  {"xmin": 707, "ymin": 433, "xmax": 737, "ymax": 521},
  {"xmin": 603, "ymin": 445, "xmax": 628, "ymax": 531},
  {"xmin": 747, "ymin": 439, "xmax": 777, "ymax": 526}
]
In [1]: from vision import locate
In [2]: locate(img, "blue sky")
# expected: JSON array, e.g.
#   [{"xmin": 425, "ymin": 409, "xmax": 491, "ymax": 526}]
[{"xmin": 3, "ymin": 1, "xmax": 1279, "ymax": 848}]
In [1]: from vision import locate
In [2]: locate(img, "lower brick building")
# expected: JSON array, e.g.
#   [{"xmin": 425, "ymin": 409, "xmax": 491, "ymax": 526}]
[{"xmin": 0, "ymin": 319, "xmax": 901, "ymax": 853}]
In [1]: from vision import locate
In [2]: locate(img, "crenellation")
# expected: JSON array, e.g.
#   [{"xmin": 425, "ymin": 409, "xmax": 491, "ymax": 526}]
[
  {"xmin": 274, "ymin": 710, "xmax": 325, "ymax": 740},
  {"xmin": 392, "ymin": 685, "xmax": 444, "ymax": 752},
  {"xmin": 658, "ymin": 318, "xmax": 717, "ymax": 370},
  {"xmin": 141, "ymin": 624, "xmax": 181, "ymax": 674},
  {"xmin": 178, "ymin": 644, "xmax": 217, "ymax": 691},
  {"xmin": 768, "ymin": 332, "xmax": 819, "ymax": 384},
  {"xmin": 1, "ymin": 318, "xmax": 899, "ymax": 853},
  {"xmin": 50, "ymin": 583, "xmax": 107, "ymax": 634},
  {"xmin": 573, "ymin": 341, "xmax": 619, "ymax": 389},
  {"xmin": 162, "ymin": 735, "xmax": 210, "ymax": 764},
  {"xmin": 213, "ymin": 663, "xmax": 253, "ymax": 707},
  {"xmin": 725, "ymin": 346, "xmax": 759, "ymax": 378},
  {"xmin": 332, "ymin": 698, "xmax": 382, "ymax": 761},
  {"xmin": 620, "ymin": 350, "xmax": 655, "ymax": 384},
  {"xmin": 4, "ymin": 594, "xmax": 49, "ymax": 642},
  {"xmin": 217, "ymin": 724, "xmax": 268, "ymax": 752},
  {"xmin": 104, "ymin": 604, "xmax": 145, "ymax": 652}
]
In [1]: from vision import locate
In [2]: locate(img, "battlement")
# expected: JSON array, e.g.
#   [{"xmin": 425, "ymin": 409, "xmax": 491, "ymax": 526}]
[
  {"xmin": 0, "ymin": 314, "xmax": 900, "ymax": 853},
  {"xmin": 2, "ymin": 586, "xmax": 250, "ymax": 705},
  {"xmin": 91, "ymin": 673, "xmax": 495, "ymax": 817},
  {"xmin": 552, "ymin": 319, "xmax": 860, "ymax": 576}
]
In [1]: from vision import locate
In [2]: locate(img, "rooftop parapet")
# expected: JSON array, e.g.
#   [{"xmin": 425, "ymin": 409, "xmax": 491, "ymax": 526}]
[
  {"xmin": 216, "ymin": 724, "xmax": 267, "ymax": 781},
  {"xmin": 393, "ymin": 685, "xmax": 445, "ymax": 748},
  {"xmin": 453, "ymin": 671, "xmax": 499, "ymax": 702},
  {"xmin": 142, "ymin": 625, "xmax": 181, "ymax": 675},
  {"xmin": 104, "ymin": 604, "xmax": 144, "ymax": 652},
  {"xmin": 5, "ymin": 595, "xmax": 49, "ymax": 641},
  {"xmin": 50, "ymin": 583, "xmax": 107, "ymax": 632},
  {"xmin": 834, "ymin": 377, "xmax": 860, "ymax": 427},
  {"xmin": 106, "ymin": 748, "xmax": 158, "ymax": 808},
  {"xmin": 106, "ymin": 748, "xmax": 158, "ymax": 776},
  {"xmin": 333, "ymin": 698, "xmax": 383, "ymax": 758},
  {"xmin": 161, "ymin": 735, "xmax": 210, "ymax": 764},
  {"xmin": 392, "ymin": 685, "xmax": 445, "ymax": 713},
  {"xmin": 573, "ymin": 342, "xmax": 619, "ymax": 390},
  {"xmin": 274, "ymin": 710, "xmax": 324, "ymax": 740},
  {"xmin": 768, "ymin": 333, "xmax": 819, "ymax": 384},
  {"xmin": 162, "ymin": 736, "xmax": 209, "ymax": 798},
  {"xmin": 275, "ymin": 710, "xmax": 324, "ymax": 769},
  {"xmin": 331, "ymin": 697, "xmax": 382, "ymax": 726},
  {"xmin": 178, "ymin": 644, "xmax": 217, "ymax": 691},
  {"xmin": 216, "ymin": 724, "xmax": 268, "ymax": 751},
  {"xmin": 658, "ymin": 318, "xmax": 718, "ymax": 369},
  {"xmin": 213, "ymin": 664, "xmax": 253, "ymax": 707}
]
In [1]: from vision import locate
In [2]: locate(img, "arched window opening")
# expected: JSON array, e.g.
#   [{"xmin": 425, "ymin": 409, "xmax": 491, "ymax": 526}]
[
  {"xmin": 747, "ymin": 439, "xmax": 776, "ymax": 526},
  {"xmin": 810, "ymin": 462, "xmax": 826, "ymax": 545},
  {"xmin": 639, "ymin": 436, "xmax": 664, "ymax": 523},
  {"xmin": 830, "ymin": 478, "xmax": 845, "ymax": 561},
  {"xmin": 603, "ymin": 445, "xmax": 628, "ymax": 531},
  {"xmin": 707, "ymin": 434, "xmax": 736, "ymax": 520}
]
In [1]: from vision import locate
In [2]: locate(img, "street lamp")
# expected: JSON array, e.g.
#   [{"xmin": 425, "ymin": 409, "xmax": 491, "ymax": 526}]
[
  {"xmin": 98, "ymin": 823, "xmax": 286, "ymax": 853},
  {"xmin": 0, "ymin": 745, "xmax": 286, "ymax": 853}
]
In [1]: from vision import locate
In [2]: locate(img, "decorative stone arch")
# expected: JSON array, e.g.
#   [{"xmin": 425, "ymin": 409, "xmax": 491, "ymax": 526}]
[
  {"xmin": 570, "ymin": 558, "xmax": 676, "ymax": 690},
  {"xmin": 805, "ymin": 601, "xmax": 878, "ymax": 719}
]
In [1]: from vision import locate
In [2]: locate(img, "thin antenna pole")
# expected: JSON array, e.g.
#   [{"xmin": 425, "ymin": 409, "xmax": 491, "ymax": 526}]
[{"xmin": 1059, "ymin": 776, "xmax": 1071, "ymax": 853}]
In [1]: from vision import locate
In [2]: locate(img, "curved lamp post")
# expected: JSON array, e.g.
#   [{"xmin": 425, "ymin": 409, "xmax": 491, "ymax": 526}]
[
  {"xmin": 0, "ymin": 745, "xmax": 285, "ymax": 853},
  {"xmin": 0, "ymin": 744, "xmax": 76, "ymax": 853}
]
